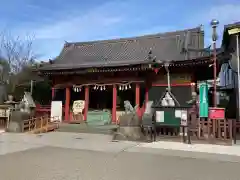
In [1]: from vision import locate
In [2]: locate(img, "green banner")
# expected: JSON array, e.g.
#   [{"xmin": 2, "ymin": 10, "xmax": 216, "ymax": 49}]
[{"xmin": 199, "ymin": 82, "xmax": 209, "ymax": 117}]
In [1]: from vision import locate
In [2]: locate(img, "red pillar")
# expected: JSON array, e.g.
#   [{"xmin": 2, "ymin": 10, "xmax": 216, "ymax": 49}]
[
  {"xmin": 135, "ymin": 83, "xmax": 140, "ymax": 116},
  {"xmin": 51, "ymin": 88, "xmax": 55, "ymax": 100},
  {"xmin": 84, "ymin": 86, "xmax": 89, "ymax": 121},
  {"xmin": 112, "ymin": 85, "xmax": 117, "ymax": 123},
  {"xmin": 65, "ymin": 87, "xmax": 70, "ymax": 121}
]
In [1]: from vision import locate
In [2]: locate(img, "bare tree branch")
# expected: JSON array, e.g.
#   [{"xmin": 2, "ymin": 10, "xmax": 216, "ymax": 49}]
[
  {"xmin": 0, "ymin": 31, "xmax": 36, "ymax": 74},
  {"xmin": 0, "ymin": 30, "xmax": 38, "ymax": 93}
]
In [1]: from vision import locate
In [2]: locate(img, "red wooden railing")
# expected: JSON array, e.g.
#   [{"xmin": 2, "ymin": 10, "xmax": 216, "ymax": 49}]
[
  {"xmin": 36, "ymin": 104, "xmax": 65, "ymax": 111},
  {"xmin": 35, "ymin": 104, "xmax": 66, "ymax": 120}
]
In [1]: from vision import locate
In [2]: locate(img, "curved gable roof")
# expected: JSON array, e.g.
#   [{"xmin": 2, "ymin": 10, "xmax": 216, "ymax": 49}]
[{"xmin": 40, "ymin": 27, "xmax": 204, "ymax": 71}]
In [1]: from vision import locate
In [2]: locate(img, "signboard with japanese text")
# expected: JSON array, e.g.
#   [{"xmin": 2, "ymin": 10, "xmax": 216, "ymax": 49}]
[
  {"xmin": 199, "ymin": 82, "xmax": 209, "ymax": 117},
  {"xmin": 209, "ymin": 107, "xmax": 225, "ymax": 120},
  {"xmin": 73, "ymin": 100, "xmax": 85, "ymax": 114}
]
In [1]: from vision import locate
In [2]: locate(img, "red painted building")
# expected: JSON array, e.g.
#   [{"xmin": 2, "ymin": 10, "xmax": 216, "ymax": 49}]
[{"xmin": 37, "ymin": 26, "xmax": 226, "ymax": 124}]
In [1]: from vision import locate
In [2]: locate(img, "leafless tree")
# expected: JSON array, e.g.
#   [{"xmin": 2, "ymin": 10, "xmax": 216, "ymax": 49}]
[
  {"xmin": 0, "ymin": 31, "xmax": 37, "ymax": 93},
  {"xmin": 0, "ymin": 31, "xmax": 36, "ymax": 74}
]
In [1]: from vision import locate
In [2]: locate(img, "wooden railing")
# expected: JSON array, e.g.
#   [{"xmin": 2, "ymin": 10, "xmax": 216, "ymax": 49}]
[
  {"xmin": 36, "ymin": 104, "xmax": 65, "ymax": 112},
  {"xmin": 234, "ymin": 120, "xmax": 240, "ymax": 133},
  {"xmin": 23, "ymin": 115, "xmax": 59, "ymax": 133},
  {"xmin": 197, "ymin": 119, "xmax": 233, "ymax": 141},
  {"xmin": 142, "ymin": 109, "xmax": 234, "ymax": 144},
  {"xmin": 35, "ymin": 104, "xmax": 65, "ymax": 119},
  {"xmin": 0, "ymin": 118, "xmax": 7, "ymax": 129}
]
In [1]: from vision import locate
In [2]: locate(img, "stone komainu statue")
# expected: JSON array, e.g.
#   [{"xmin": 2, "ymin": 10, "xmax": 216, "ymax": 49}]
[
  {"xmin": 113, "ymin": 100, "xmax": 144, "ymax": 141},
  {"xmin": 120, "ymin": 100, "xmax": 140, "ymax": 126},
  {"xmin": 124, "ymin": 100, "xmax": 134, "ymax": 113}
]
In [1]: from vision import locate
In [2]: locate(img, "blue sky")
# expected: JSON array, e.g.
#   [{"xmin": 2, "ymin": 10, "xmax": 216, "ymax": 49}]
[{"xmin": 1, "ymin": 0, "xmax": 240, "ymax": 60}]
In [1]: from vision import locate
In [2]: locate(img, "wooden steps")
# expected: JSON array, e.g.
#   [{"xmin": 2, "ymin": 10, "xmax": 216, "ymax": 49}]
[{"xmin": 28, "ymin": 123, "xmax": 59, "ymax": 134}]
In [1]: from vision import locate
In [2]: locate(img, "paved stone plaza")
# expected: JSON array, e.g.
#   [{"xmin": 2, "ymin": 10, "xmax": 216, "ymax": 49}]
[{"xmin": 0, "ymin": 132, "xmax": 240, "ymax": 180}]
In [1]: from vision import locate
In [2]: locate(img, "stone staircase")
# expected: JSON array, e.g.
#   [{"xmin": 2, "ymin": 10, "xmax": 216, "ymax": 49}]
[{"xmin": 57, "ymin": 123, "xmax": 118, "ymax": 135}]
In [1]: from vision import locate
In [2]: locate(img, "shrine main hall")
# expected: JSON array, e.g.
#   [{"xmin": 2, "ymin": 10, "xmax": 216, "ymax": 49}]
[{"xmin": 37, "ymin": 26, "xmax": 224, "ymax": 124}]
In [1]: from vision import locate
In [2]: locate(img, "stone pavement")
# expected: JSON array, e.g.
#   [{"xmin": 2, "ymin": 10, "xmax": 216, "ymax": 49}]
[
  {"xmin": 139, "ymin": 140, "xmax": 240, "ymax": 156},
  {"xmin": 2, "ymin": 132, "xmax": 240, "ymax": 158},
  {"xmin": 0, "ymin": 132, "xmax": 240, "ymax": 179},
  {"xmin": 0, "ymin": 132, "xmax": 139, "ymax": 155},
  {"xmin": 1, "ymin": 146, "xmax": 240, "ymax": 180}
]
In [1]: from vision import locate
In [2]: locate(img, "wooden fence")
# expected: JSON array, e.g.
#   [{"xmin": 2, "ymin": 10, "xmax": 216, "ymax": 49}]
[
  {"xmin": 197, "ymin": 119, "xmax": 233, "ymax": 142},
  {"xmin": 23, "ymin": 115, "xmax": 59, "ymax": 134},
  {"xmin": 151, "ymin": 110, "xmax": 234, "ymax": 144}
]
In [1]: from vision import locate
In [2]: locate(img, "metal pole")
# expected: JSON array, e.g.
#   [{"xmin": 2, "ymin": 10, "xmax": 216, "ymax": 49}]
[
  {"xmin": 210, "ymin": 19, "xmax": 219, "ymax": 107},
  {"xmin": 237, "ymin": 34, "xmax": 240, "ymax": 120},
  {"xmin": 213, "ymin": 38, "xmax": 217, "ymax": 107},
  {"xmin": 210, "ymin": 19, "xmax": 219, "ymax": 142},
  {"xmin": 234, "ymin": 34, "xmax": 240, "ymax": 144},
  {"xmin": 30, "ymin": 80, "xmax": 33, "ymax": 95}
]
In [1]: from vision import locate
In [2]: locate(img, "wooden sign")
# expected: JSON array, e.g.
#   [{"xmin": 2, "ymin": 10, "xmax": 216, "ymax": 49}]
[
  {"xmin": 154, "ymin": 73, "xmax": 191, "ymax": 84},
  {"xmin": 208, "ymin": 107, "xmax": 225, "ymax": 120},
  {"xmin": 0, "ymin": 109, "xmax": 6, "ymax": 117},
  {"xmin": 156, "ymin": 111, "xmax": 164, "ymax": 122},
  {"xmin": 228, "ymin": 28, "xmax": 240, "ymax": 35},
  {"xmin": 50, "ymin": 101, "xmax": 62, "ymax": 122},
  {"xmin": 73, "ymin": 100, "xmax": 85, "ymax": 114},
  {"xmin": 180, "ymin": 110, "xmax": 188, "ymax": 126}
]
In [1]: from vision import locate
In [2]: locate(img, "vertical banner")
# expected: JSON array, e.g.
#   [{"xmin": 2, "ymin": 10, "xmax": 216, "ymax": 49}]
[{"xmin": 199, "ymin": 82, "xmax": 209, "ymax": 117}]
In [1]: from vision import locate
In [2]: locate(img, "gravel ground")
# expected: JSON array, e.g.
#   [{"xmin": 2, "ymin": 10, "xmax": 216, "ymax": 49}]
[{"xmin": 0, "ymin": 146, "xmax": 239, "ymax": 180}]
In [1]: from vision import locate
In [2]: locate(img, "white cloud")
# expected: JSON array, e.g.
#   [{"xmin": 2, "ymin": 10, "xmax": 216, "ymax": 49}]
[
  {"xmin": 205, "ymin": 4, "xmax": 240, "ymax": 25},
  {"xmin": 188, "ymin": 3, "xmax": 240, "ymax": 26},
  {"xmin": 17, "ymin": 1, "xmax": 130, "ymax": 59},
  {"xmin": 32, "ymin": 6, "xmax": 124, "ymax": 40},
  {"xmin": 16, "ymin": 1, "xmax": 240, "ymax": 59},
  {"xmin": 188, "ymin": 3, "xmax": 240, "ymax": 46},
  {"xmin": 34, "ymin": 15, "xmax": 123, "ymax": 40}
]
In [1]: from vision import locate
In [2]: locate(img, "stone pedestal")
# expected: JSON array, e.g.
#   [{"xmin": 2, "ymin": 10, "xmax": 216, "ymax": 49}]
[{"xmin": 112, "ymin": 113, "xmax": 145, "ymax": 141}]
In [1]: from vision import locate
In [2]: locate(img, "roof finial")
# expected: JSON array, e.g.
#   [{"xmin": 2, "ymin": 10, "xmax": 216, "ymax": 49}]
[
  {"xmin": 148, "ymin": 48, "xmax": 152, "ymax": 55},
  {"xmin": 49, "ymin": 59, "xmax": 53, "ymax": 64},
  {"xmin": 64, "ymin": 41, "xmax": 70, "ymax": 48}
]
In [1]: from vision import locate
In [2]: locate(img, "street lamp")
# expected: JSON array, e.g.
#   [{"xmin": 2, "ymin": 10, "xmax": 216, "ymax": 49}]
[
  {"xmin": 211, "ymin": 19, "xmax": 219, "ymax": 107},
  {"xmin": 0, "ymin": 64, "xmax": 3, "ymax": 82}
]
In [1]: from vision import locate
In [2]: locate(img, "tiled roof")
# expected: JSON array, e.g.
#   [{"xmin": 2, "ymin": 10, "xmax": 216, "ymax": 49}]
[
  {"xmin": 222, "ymin": 22, "xmax": 240, "ymax": 49},
  {"xmin": 224, "ymin": 22, "xmax": 240, "ymax": 30},
  {"xmin": 221, "ymin": 21, "xmax": 240, "ymax": 73},
  {"xmin": 39, "ymin": 27, "xmax": 204, "ymax": 71}
]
